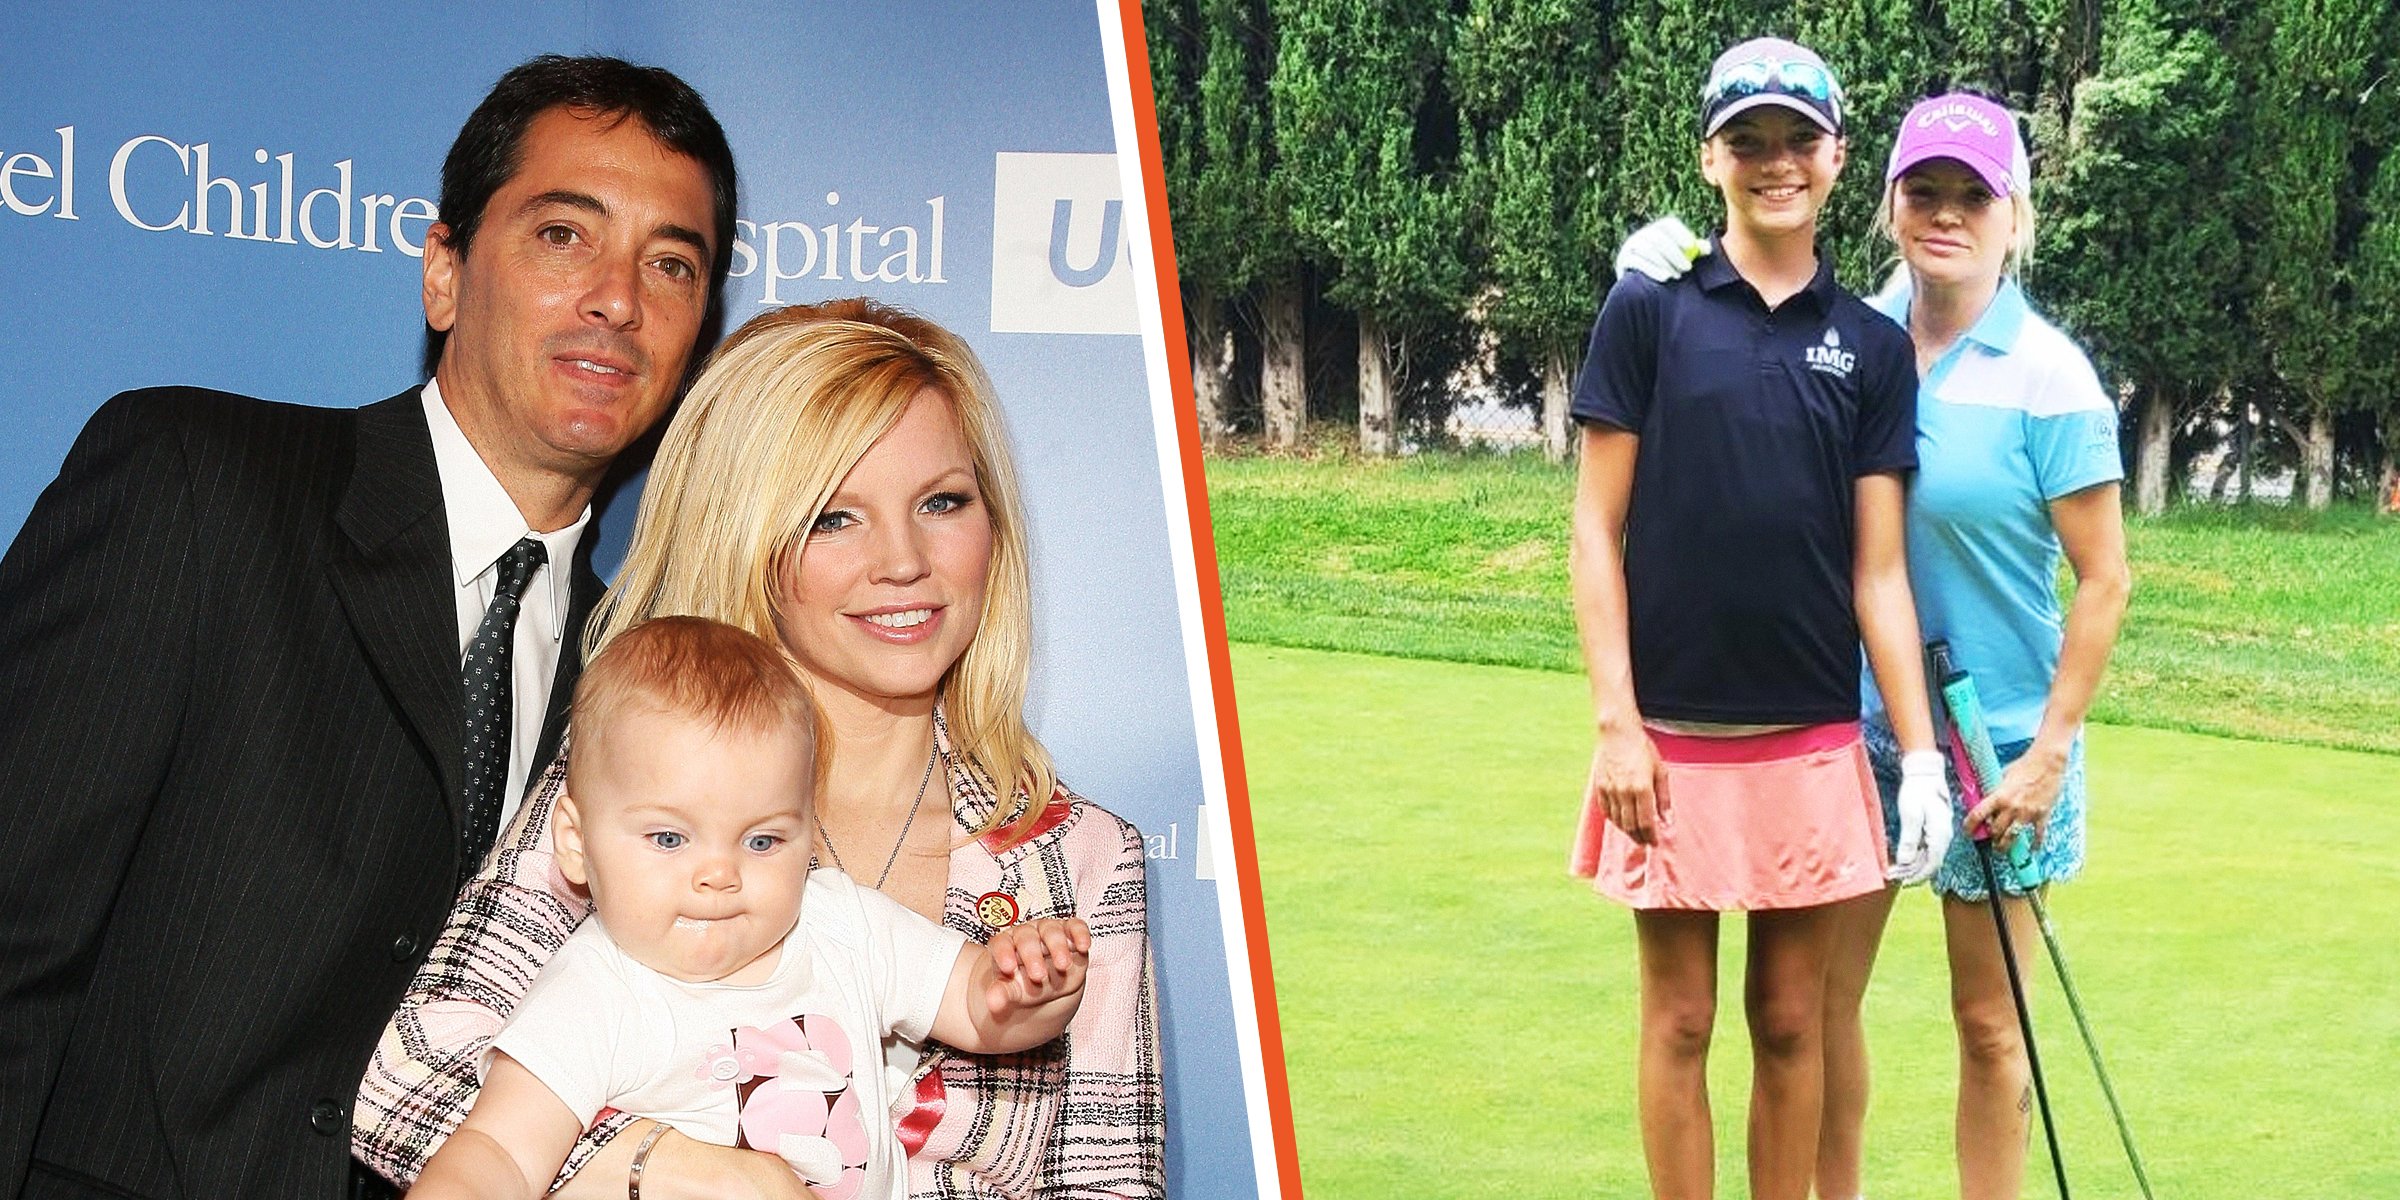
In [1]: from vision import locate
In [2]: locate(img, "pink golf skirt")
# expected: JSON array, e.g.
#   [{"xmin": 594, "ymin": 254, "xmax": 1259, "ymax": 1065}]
[{"xmin": 1570, "ymin": 721, "xmax": 1887, "ymax": 911}]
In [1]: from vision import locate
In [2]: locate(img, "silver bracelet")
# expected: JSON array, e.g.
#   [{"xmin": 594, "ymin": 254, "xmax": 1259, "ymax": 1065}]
[{"xmin": 627, "ymin": 1122, "xmax": 670, "ymax": 1200}]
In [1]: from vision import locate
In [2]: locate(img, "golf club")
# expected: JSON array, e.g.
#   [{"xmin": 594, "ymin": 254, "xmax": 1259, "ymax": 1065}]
[
  {"xmin": 2016, "ymin": 858, "xmax": 2160, "ymax": 1200},
  {"xmin": 1930, "ymin": 639, "xmax": 2160, "ymax": 1199},
  {"xmin": 1929, "ymin": 640, "xmax": 2071, "ymax": 1199}
]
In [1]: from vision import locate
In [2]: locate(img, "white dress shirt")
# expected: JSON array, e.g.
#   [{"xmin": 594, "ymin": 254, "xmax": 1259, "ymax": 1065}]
[{"xmin": 421, "ymin": 380, "xmax": 588, "ymax": 842}]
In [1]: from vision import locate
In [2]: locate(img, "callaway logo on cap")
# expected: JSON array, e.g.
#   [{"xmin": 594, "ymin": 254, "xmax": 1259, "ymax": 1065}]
[{"xmin": 1886, "ymin": 92, "xmax": 2031, "ymax": 196}]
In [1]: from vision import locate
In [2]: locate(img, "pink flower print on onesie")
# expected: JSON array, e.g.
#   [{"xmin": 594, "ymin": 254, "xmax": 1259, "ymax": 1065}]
[{"xmin": 731, "ymin": 1015, "xmax": 869, "ymax": 1200}]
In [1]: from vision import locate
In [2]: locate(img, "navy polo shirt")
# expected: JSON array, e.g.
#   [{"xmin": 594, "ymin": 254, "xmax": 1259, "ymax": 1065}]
[{"xmin": 1571, "ymin": 245, "xmax": 1916, "ymax": 724}]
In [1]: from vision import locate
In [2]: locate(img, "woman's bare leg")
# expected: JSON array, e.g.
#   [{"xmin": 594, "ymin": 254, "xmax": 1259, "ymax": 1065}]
[
  {"xmin": 1814, "ymin": 886, "xmax": 1899, "ymax": 1199},
  {"xmin": 1942, "ymin": 892, "xmax": 2042, "ymax": 1200},
  {"xmin": 1744, "ymin": 904, "xmax": 1842, "ymax": 1200},
  {"xmin": 1636, "ymin": 909, "xmax": 1723, "ymax": 1200}
]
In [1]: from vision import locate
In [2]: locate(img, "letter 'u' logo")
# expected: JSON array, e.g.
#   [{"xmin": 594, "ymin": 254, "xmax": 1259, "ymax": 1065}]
[
  {"xmin": 990, "ymin": 152, "xmax": 1136, "ymax": 335},
  {"xmin": 1049, "ymin": 198, "xmax": 1121, "ymax": 287}
]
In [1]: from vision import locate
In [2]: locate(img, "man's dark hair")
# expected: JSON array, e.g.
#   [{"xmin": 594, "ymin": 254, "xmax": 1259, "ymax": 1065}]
[{"xmin": 438, "ymin": 55, "xmax": 739, "ymax": 296}]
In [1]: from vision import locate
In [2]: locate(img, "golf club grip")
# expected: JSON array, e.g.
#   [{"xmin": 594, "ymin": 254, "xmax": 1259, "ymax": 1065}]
[
  {"xmin": 1928, "ymin": 642, "xmax": 2040, "ymax": 888},
  {"xmin": 1935, "ymin": 672, "xmax": 2004, "ymax": 795}
]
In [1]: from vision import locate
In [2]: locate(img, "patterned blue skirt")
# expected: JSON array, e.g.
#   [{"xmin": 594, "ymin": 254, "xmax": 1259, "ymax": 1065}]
[{"xmin": 1864, "ymin": 717, "xmax": 2087, "ymax": 901}]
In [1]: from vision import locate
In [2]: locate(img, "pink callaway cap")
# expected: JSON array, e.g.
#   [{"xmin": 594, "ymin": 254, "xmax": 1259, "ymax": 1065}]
[{"xmin": 1886, "ymin": 93, "xmax": 2030, "ymax": 196}]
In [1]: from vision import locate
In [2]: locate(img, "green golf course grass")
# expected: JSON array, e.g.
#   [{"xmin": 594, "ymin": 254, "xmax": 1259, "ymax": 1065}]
[
  {"xmin": 1232, "ymin": 643, "xmax": 2400, "ymax": 1198},
  {"xmin": 1205, "ymin": 452, "xmax": 2400, "ymax": 754}
]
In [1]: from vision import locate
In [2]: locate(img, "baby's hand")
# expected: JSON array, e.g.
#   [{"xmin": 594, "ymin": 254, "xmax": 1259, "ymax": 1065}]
[
  {"xmin": 982, "ymin": 917, "xmax": 1091, "ymax": 1018},
  {"xmin": 934, "ymin": 916, "xmax": 1092, "ymax": 1052}
]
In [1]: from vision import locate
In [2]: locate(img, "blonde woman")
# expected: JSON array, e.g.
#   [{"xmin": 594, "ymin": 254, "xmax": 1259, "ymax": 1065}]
[{"xmin": 357, "ymin": 299, "xmax": 1164, "ymax": 1200}]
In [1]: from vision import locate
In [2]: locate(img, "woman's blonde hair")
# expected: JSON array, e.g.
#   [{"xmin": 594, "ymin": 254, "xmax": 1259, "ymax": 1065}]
[
  {"xmin": 1874, "ymin": 167, "xmax": 2038, "ymax": 277},
  {"xmin": 588, "ymin": 298, "xmax": 1055, "ymax": 843}
]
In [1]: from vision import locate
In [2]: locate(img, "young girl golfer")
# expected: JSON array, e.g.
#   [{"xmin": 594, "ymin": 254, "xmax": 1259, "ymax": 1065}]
[{"xmin": 1567, "ymin": 37, "xmax": 1949, "ymax": 1200}]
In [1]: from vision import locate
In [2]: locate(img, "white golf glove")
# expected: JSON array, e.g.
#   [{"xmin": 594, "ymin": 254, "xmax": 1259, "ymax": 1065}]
[
  {"xmin": 1888, "ymin": 749, "xmax": 1954, "ymax": 885},
  {"xmin": 1612, "ymin": 216, "xmax": 1708, "ymax": 282}
]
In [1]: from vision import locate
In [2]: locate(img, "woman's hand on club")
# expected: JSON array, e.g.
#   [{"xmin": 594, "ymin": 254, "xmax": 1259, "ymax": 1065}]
[{"xmin": 1967, "ymin": 742, "xmax": 2067, "ymax": 848}]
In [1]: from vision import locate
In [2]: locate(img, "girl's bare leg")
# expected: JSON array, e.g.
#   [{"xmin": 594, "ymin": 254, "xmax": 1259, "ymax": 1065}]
[
  {"xmin": 1815, "ymin": 886, "xmax": 1899, "ymax": 1199},
  {"xmin": 1744, "ymin": 904, "xmax": 1842, "ymax": 1200},
  {"xmin": 1635, "ymin": 909, "xmax": 1723, "ymax": 1200}
]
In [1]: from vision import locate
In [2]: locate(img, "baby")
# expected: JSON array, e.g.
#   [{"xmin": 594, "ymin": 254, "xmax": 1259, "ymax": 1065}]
[{"xmin": 411, "ymin": 616, "xmax": 1089, "ymax": 1200}]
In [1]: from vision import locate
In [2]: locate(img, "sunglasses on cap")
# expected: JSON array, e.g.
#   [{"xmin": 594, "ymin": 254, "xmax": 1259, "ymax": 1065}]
[{"xmin": 1702, "ymin": 58, "xmax": 1844, "ymax": 128}]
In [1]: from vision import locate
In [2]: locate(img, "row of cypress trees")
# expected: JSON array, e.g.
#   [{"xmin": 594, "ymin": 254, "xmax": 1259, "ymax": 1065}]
[{"xmin": 1147, "ymin": 0, "xmax": 2400, "ymax": 511}]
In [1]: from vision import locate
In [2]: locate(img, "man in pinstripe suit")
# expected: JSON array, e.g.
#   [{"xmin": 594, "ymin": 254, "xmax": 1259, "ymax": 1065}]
[{"xmin": 0, "ymin": 57, "xmax": 736, "ymax": 1200}]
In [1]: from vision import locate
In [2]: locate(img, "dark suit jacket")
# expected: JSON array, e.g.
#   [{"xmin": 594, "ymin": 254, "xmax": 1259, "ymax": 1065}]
[{"xmin": 0, "ymin": 388, "xmax": 599, "ymax": 1199}]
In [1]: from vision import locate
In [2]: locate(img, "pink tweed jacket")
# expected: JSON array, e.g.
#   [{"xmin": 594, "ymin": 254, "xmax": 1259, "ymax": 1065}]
[{"xmin": 354, "ymin": 716, "xmax": 1165, "ymax": 1198}]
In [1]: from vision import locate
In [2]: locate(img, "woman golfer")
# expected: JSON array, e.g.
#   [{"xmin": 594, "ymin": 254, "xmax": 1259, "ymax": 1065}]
[
  {"xmin": 1617, "ymin": 91, "xmax": 2133, "ymax": 1200},
  {"xmin": 1566, "ymin": 37, "xmax": 1950, "ymax": 1200},
  {"xmin": 1841, "ymin": 94, "xmax": 2131, "ymax": 1200}
]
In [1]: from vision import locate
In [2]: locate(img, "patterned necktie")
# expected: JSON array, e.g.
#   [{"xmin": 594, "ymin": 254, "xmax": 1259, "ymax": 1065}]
[{"xmin": 459, "ymin": 536, "xmax": 546, "ymax": 887}]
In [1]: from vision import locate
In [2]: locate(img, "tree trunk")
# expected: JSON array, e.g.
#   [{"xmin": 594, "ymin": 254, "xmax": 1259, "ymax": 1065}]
[
  {"xmin": 1259, "ymin": 275, "xmax": 1306, "ymax": 450},
  {"xmin": 1357, "ymin": 314, "xmax": 1396, "ymax": 457},
  {"xmin": 2302, "ymin": 408, "xmax": 2336, "ymax": 510},
  {"xmin": 2134, "ymin": 385, "xmax": 2173, "ymax": 516},
  {"xmin": 1541, "ymin": 347, "xmax": 1571, "ymax": 462},
  {"xmin": 2235, "ymin": 402, "xmax": 2253, "ymax": 503},
  {"xmin": 1186, "ymin": 290, "xmax": 1229, "ymax": 449},
  {"xmin": 2382, "ymin": 412, "xmax": 2400, "ymax": 513}
]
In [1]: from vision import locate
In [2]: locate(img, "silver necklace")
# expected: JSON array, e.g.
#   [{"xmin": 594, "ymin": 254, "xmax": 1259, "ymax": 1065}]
[{"xmin": 817, "ymin": 739, "xmax": 939, "ymax": 891}]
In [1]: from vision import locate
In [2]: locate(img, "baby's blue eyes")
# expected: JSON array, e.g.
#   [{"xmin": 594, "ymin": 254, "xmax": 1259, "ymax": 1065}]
[{"xmin": 641, "ymin": 830, "xmax": 786, "ymax": 852}]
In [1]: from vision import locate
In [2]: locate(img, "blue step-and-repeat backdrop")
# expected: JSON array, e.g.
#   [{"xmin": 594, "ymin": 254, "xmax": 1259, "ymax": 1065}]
[{"xmin": 0, "ymin": 3, "xmax": 1267, "ymax": 1194}]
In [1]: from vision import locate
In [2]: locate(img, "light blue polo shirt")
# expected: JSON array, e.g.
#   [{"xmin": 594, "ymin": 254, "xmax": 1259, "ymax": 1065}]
[{"xmin": 1863, "ymin": 277, "xmax": 2123, "ymax": 743}]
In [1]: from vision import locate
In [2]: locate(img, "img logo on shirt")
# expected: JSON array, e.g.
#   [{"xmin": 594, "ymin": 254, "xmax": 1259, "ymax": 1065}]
[{"xmin": 1805, "ymin": 327, "xmax": 1856, "ymax": 378}]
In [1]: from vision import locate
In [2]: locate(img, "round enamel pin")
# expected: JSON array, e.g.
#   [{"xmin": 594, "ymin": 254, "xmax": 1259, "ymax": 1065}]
[{"xmin": 974, "ymin": 891, "xmax": 1019, "ymax": 929}]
